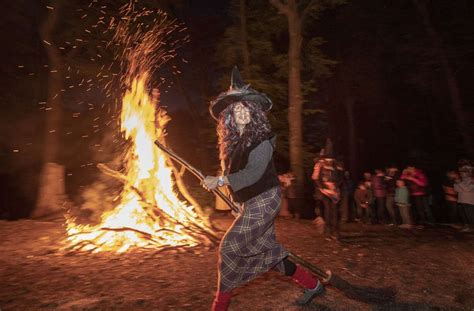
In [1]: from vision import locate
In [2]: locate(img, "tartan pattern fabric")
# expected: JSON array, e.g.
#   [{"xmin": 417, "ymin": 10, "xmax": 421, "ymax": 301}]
[{"xmin": 217, "ymin": 186, "xmax": 289, "ymax": 292}]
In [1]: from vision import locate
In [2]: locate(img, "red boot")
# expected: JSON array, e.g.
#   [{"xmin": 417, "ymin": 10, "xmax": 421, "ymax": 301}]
[
  {"xmin": 291, "ymin": 265, "xmax": 324, "ymax": 305},
  {"xmin": 291, "ymin": 265, "xmax": 318, "ymax": 289},
  {"xmin": 211, "ymin": 291, "xmax": 231, "ymax": 311}
]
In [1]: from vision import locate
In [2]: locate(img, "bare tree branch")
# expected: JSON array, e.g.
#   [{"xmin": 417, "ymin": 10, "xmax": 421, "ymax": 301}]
[
  {"xmin": 269, "ymin": 0, "xmax": 290, "ymax": 15},
  {"xmin": 301, "ymin": 0, "xmax": 316, "ymax": 22}
]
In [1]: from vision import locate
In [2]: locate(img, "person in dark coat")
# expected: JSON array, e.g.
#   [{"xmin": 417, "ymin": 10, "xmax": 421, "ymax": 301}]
[
  {"xmin": 203, "ymin": 67, "xmax": 323, "ymax": 311},
  {"xmin": 312, "ymin": 138, "xmax": 342, "ymax": 240},
  {"xmin": 341, "ymin": 170, "xmax": 355, "ymax": 223},
  {"xmin": 372, "ymin": 169, "xmax": 388, "ymax": 224},
  {"xmin": 354, "ymin": 181, "xmax": 373, "ymax": 223},
  {"xmin": 442, "ymin": 170, "xmax": 459, "ymax": 224},
  {"xmin": 385, "ymin": 167, "xmax": 400, "ymax": 224}
]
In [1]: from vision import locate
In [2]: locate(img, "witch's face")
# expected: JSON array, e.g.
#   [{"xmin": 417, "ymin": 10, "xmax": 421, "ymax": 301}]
[{"xmin": 233, "ymin": 102, "xmax": 251, "ymax": 127}]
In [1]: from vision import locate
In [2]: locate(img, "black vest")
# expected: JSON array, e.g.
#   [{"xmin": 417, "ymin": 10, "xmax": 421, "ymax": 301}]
[{"xmin": 226, "ymin": 134, "xmax": 279, "ymax": 203}]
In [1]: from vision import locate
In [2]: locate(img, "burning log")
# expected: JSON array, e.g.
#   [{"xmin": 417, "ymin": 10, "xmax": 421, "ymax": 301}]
[
  {"xmin": 170, "ymin": 161, "xmax": 205, "ymax": 216},
  {"xmin": 96, "ymin": 163, "xmax": 164, "ymax": 223},
  {"xmin": 95, "ymin": 162, "xmax": 221, "ymax": 245}
]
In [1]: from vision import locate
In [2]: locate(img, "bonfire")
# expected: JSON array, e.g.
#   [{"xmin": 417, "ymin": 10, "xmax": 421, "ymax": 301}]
[{"xmin": 65, "ymin": 4, "xmax": 218, "ymax": 253}]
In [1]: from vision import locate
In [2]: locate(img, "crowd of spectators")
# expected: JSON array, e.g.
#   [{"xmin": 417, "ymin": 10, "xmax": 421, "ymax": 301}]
[{"xmin": 278, "ymin": 150, "xmax": 474, "ymax": 239}]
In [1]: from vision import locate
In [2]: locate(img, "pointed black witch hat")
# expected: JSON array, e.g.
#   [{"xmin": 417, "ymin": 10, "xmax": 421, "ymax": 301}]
[{"xmin": 209, "ymin": 66, "xmax": 273, "ymax": 120}]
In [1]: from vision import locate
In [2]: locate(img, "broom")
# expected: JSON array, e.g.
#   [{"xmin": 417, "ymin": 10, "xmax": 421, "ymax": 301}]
[{"xmin": 154, "ymin": 140, "xmax": 396, "ymax": 304}]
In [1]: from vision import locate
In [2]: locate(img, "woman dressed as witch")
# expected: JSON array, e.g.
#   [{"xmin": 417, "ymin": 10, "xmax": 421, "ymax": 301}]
[{"xmin": 203, "ymin": 67, "xmax": 324, "ymax": 311}]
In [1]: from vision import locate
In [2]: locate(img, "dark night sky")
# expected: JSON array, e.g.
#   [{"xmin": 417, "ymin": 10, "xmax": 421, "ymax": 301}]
[
  {"xmin": 1, "ymin": 0, "xmax": 473, "ymax": 218},
  {"xmin": 160, "ymin": 0, "xmax": 231, "ymax": 112}
]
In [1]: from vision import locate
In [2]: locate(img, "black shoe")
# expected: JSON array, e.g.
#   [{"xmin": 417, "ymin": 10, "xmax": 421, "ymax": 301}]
[{"xmin": 295, "ymin": 281, "xmax": 324, "ymax": 305}]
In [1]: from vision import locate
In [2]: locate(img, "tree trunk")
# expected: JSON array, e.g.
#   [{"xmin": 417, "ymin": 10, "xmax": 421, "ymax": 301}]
[
  {"xmin": 344, "ymin": 96, "xmax": 358, "ymax": 176},
  {"xmin": 413, "ymin": 0, "xmax": 473, "ymax": 157},
  {"xmin": 269, "ymin": 0, "xmax": 305, "ymax": 199},
  {"xmin": 286, "ymin": 3, "xmax": 305, "ymax": 198},
  {"xmin": 239, "ymin": 0, "xmax": 251, "ymax": 77},
  {"xmin": 33, "ymin": 0, "xmax": 66, "ymax": 218}
]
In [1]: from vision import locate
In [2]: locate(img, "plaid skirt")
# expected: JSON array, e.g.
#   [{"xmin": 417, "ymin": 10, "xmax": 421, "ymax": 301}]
[{"xmin": 217, "ymin": 186, "xmax": 289, "ymax": 292}]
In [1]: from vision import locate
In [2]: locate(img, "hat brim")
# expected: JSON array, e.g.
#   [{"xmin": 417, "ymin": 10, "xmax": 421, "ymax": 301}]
[{"xmin": 210, "ymin": 92, "xmax": 272, "ymax": 120}]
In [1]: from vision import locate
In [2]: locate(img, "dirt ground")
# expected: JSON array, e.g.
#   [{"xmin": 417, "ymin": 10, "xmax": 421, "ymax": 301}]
[{"xmin": 1, "ymin": 216, "xmax": 473, "ymax": 311}]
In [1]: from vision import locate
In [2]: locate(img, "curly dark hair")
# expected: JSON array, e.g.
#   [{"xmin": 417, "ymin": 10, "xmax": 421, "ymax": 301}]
[{"xmin": 217, "ymin": 101, "xmax": 272, "ymax": 167}]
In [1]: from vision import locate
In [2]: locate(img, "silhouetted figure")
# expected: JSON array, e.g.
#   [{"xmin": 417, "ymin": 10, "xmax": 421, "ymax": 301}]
[
  {"xmin": 354, "ymin": 182, "xmax": 372, "ymax": 224},
  {"xmin": 385, "ymin": 167, "xmax": 400, "ymax": 225},
  {"xmin": 372, "ymin": 169, "xmax": 388, "ymax": 224},
  {"xmin": 442, "ymin": 170, "xmax": 459, "ymax": 224}
]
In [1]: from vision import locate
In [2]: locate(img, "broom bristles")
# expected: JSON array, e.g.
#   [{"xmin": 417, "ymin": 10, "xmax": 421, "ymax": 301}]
[
  {"xmin": 329, "ymin": 274, "xmax": 396, "ymax": 304},
  {"xmin": 288, "ymin": 252, "xmax": 397, "ymax": 304}
]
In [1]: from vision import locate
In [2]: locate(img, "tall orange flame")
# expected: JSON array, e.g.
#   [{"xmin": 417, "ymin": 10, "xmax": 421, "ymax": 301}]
[{"xmin": 66, "ymin": 74, "xmax": 211, "ymax": 253}]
